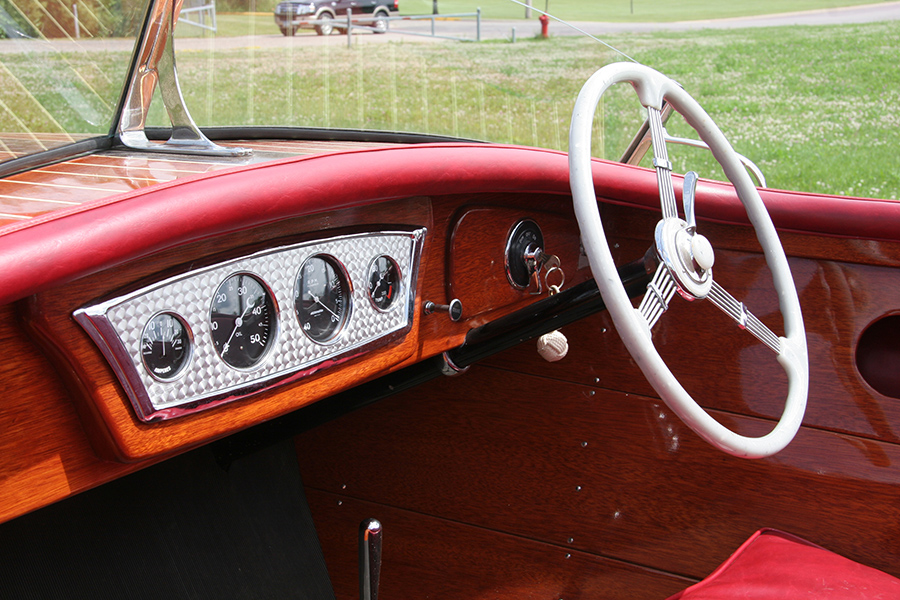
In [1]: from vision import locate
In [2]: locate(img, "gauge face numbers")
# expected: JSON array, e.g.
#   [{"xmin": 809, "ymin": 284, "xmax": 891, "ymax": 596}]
[
  {"xmin": 367, "ymin": 255, "xmax": 402, "ymax": 312},
  {"xmin": 210, "ymin": 273, "xmax": 277, "ymax": 370},
  {"xmin": 141, "ymin": 312, "xmax": 191, "ymax": 380},
  {"xmin": 295, "ymin": 255, "xmax": 351, "ymax": 344}
]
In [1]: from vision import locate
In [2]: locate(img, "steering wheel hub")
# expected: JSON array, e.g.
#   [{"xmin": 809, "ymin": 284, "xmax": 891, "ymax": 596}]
[{"xmin": 655, "ymin": 218, "xmax": 713, "ymax": 300}]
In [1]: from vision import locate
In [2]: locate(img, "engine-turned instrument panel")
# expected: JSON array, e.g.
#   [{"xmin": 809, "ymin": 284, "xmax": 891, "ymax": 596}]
[{"xmin": 75, "ymin": 229, "xmax": 425, "ymax": 421}]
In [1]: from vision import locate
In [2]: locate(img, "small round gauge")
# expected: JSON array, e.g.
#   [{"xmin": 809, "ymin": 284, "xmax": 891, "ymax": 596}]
[
  {"xmin": 209, "ymin": 273, "xmax": 277, "ymax": 370},
  {"xmin": 367, "ymin": 255, "xmax": 402, "ymax": 311},
  {"xmin": 295, "ymin": 255, "xmax": 351, "ymax": 344},
  {"xmin": 505, "ymin": 218, "xmax": 544, "ymax": 289},
  {"xmin": 141, "ymin": 312, "xmax": 191, "ymax": 380}
]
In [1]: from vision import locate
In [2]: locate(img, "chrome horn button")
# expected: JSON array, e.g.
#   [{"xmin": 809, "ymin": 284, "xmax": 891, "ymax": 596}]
[{"xmin": 654, "ymin": 217, "xmax": 713, "ymax": 300}]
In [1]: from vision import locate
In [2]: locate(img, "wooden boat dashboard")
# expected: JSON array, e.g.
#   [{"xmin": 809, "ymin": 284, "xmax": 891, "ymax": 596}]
[{"xmin": 2, "ymin": 140, "xmax": 900, "ymax": 596}]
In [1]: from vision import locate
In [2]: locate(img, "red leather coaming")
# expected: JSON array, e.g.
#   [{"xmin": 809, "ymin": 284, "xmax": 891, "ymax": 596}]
[
  {"xmin": 0, "ymin": 143, "xmax": 898, "ymax": 306},
  {"xmin": 667, "ymin": 529, "xmax": 900, "ymax": 599}
]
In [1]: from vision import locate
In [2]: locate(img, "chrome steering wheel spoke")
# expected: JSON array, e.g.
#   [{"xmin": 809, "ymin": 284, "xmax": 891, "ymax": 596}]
[
  {"xmin": 648, "ymin": 107, "xmax": 680, "ymax": 221},
  {"xmin": 708, "ymin": 281, "xmax": 781, "ymax": 354},
  {"xmin": 638, "ymin": 262, "xmax": 677, "ymax": 331}
]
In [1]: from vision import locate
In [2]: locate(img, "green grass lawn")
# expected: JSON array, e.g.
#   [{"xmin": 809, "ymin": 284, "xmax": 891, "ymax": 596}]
[{"xmin": 164, "ymin": 18, "xmax": 900, "ymax": 198}]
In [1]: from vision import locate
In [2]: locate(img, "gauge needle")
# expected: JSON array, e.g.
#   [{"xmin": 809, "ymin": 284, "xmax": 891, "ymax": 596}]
[
  {"xmin": 310, "ymin": 293, "xmax": 340, "ymax": 320},
  {"xmin": 162, "ymin": 319, "xmax": 170, "ymax": 357},
  {"xmin": 223, "ymin": 299, "xmax": 255, "ymax": 354}
]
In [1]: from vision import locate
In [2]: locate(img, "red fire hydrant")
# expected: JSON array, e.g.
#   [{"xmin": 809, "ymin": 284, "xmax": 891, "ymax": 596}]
[{"xmin": 539, "ymin": 13, "xmax": 549, "ymax": 38}]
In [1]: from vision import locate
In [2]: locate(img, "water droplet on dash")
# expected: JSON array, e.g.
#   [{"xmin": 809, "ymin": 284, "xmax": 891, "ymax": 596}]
[
  {"xmin": 575, "ymin": 485, "xmax": 582, "ymax": 491},
  {"xmin": 581, "ymin": 441, "xmax": 588, "ymax": 448},
  {"xmin": 567, "ymin": 537, "xmax": 574, "ymax": 544},
  {"xmin": 337, "ymin": 500, "xmax": 343, "ymax": 506}
]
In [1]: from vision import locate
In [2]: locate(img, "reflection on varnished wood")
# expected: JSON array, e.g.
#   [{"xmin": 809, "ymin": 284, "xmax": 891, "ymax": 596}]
[
  {"xmin": 306, "ymin": 490, "xmax": 693, "ymax": 600},
  {"xmin": 295, "ymin": 366, "xmax": 900, "ymax": 584},
  {"xmin": 487, "ymin": 235, "xmax": 900, "ymax": 444}
]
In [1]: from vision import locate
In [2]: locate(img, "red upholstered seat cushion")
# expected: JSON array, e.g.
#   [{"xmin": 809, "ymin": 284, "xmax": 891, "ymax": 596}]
[{"xmin": 667, "ymin": 529, "xmax": 900, "ymax": 599}]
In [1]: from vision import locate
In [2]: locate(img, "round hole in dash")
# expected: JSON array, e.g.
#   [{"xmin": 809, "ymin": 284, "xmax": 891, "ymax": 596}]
[{"xmin": 856, "ymin": 314, "xmax": 900, "ymax": 398}]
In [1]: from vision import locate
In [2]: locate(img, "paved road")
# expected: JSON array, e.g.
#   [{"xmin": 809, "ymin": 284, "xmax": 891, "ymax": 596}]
[
  {"xmin": 386, "ymin": 1, "xmax": 900, "ymax": 42},
  {"xmin": 3, "ymin": 2, "xmax": 900, "ymax": 52}
]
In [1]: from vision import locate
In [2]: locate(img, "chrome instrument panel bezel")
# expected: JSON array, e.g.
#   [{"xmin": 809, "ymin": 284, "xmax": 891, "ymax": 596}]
[{"xmin": 74, "ymin": 229, "xmax": 426, "ymax": 422}]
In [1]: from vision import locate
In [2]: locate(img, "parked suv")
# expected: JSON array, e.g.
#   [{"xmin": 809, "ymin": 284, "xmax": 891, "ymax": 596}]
[{"xmin": 274, "ymin": 0, "xmax": 398, "ymax": 36}]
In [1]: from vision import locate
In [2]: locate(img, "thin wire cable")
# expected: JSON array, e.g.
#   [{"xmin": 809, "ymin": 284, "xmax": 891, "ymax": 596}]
[{"xmin": 505, "ymin": 0, "xmax": 639, "ymax": 64}]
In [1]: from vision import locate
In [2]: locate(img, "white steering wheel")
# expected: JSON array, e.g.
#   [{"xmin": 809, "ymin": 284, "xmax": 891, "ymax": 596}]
[{"xmin": 569, "ymin": 63, "xmax": 808, "ymax": 458}]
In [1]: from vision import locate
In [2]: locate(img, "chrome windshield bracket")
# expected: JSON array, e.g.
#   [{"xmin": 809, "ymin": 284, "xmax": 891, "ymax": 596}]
[
  {"xmin": 117, "ymin": 0, "xmax": 250, "ymax": 157},
  {"xmin": 619, "ymin": 101, "xmax": 674, "ymax": 165}
]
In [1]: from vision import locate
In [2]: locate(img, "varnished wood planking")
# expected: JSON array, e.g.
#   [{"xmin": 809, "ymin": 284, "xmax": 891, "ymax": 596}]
[
  {"xmin": 305, "ymin": 490, "xmax": 694, "ymax": 600},
  {"xmin": 0, "ymin": 141, "xmax": 395, "ymax": 223},
  {"xmin": 295, "ymin": 365, "xmax": 900, "ymax": 580}
]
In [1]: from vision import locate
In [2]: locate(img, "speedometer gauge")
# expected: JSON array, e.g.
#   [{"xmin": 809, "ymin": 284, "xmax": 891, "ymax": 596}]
[
  {"xmin": 295, "ymin": 254, "xmax": 351, "ymax": 344},
  {"xmin": 210, "ymin": 273, "xmax": 277, "ymax": 370}
]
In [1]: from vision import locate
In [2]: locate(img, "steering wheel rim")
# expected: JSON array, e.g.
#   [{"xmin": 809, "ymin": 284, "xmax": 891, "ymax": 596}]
[{"xmin": 569, "ymin": 63, "xmax": 808, "ymax": 458}]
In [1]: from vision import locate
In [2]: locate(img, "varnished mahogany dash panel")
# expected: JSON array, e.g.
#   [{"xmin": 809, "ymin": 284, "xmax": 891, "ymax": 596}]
[
  {"xmin": 0, "ymin": 304, "xmax": 143, "ymax": 524},
  {"xmin": 295, "ymin": 365, "xmax": 900, "ymax": 583},
  {"xmin": 448, "ymin": 205, "xmax": 589, "ymax": 321},
  {"xmin": 487, "ymin": 237, "xmax": 900, "ymax": 445}
]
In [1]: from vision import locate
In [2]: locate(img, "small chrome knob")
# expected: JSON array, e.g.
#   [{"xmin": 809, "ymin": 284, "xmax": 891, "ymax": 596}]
[{"xmin": 424, "ymin": 298, "xmax": 463, "ymax": 322}]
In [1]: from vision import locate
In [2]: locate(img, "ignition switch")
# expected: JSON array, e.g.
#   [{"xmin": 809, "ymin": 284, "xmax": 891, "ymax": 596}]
[{"xmin": 505, "ymin": 218, "xmax": 544, "ymax": 289}]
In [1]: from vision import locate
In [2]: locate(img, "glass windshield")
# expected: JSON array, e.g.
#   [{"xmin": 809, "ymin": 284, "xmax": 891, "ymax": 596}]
[
  {"xmin": 0, "ymin": 0, "xmax": 144, "ymax": 163},
  {"xmin": 160, "ymin": 16, "xmax": 621, "ymax": 152},
  {"xmin": 1, "ymin": 0, "xmax": 897, "ymax": 200}
]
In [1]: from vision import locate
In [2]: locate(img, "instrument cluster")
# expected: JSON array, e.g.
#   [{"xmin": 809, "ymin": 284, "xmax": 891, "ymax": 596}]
[{"xmin": 75, "ymin": 229, "xmax": 425, "ymax": 421}]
